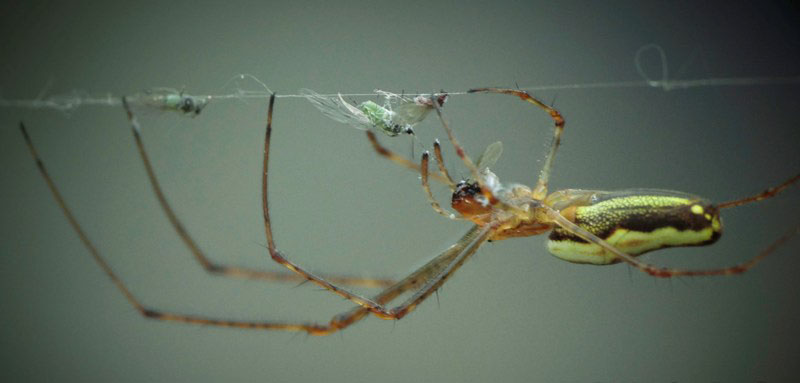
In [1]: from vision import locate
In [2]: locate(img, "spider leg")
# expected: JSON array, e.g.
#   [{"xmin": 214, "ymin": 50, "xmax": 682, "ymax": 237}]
[
  {"xmin": 543, "ymin": 204, "xmax": 799, "ymax": 277},
  {"xmin": 433, "ymin": 139, "xmax": 457, "ymax": 190},
  {"xmin": 718, "ymin": 173, "xmax": 800, "ymax": 209},
  {"xmin": 265, "ymin": 95, "xmax": 417, "ymax": 316},
  {"xmin": 429, "ymin": 95, "xmax": 483, "ymax": 188},
  {"xmin": 468, "ymin": 88, "xmax": 565, "ymax": 199},
  {"xmin": 19, "ymin": 122, "xmax": 331, "ymax": 333},
  {"xmin": 317, "ymin": 224, "xmax": 489, "ymax": 334},
  {"xmin": 365, "ymin": 130, "xmax": 451, "ymax": 185},
  {"xmin": 23, "ymin": 119, "xmax": 490, "ymax": 334},
  {"xmin": 420, "ymin": 151, "xmax": 460, "ymax": 220},
  {"xmin": 330, "ymin": 225, "xmax": 492, "ymax": 330},
  {"xmin": 121, "ymin": 97, "xmax": 394, "ymax": 289},
  {"xmin": 381, "ymin": 224, "xmax": 493, "ymax": 319}
]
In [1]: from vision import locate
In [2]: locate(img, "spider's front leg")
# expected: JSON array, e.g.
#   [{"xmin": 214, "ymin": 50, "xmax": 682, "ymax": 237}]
[
  {"xmin": 468, "ymin": 88, "xmax": 565, "ymax": 199},
  {"xmin": 264, "ymin": 94, "xmax": 476, "ymax": 319},
  {"xmin": 365, "ymin": 130, "xmax": 453, "ymax": 186},
  {"xmin": 265, "ymin": 94, "xmax": 499, "ymax": 327}
]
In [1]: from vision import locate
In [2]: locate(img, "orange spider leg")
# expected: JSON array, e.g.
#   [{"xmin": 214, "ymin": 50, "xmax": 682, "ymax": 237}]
[
  {"xmin": 718, "ymin": 173, "xmax": 800, "ymax": 209},
  {"xmin": 433, "ymin": 139, "xmax": 457, "ymax": 190},
  {"xmin": 421, "ymin": 151, "xmax": 460, "ymax": 220},
  {"xmin": 468, "ymin": 88, "xmax": 565, "ymax": 200},
  {"xmin": 21, "ymin": 96, "xmax": 495, "ymax": 335},
  {"xmin": 20, "ymin": 122, "xmax": 330, "ymax": 333}
]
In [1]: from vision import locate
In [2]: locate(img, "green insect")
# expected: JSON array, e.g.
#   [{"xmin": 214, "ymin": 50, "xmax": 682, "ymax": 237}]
[{"xmin": 302, "ymin": 89, "xmax": 447, "ymax": 136}]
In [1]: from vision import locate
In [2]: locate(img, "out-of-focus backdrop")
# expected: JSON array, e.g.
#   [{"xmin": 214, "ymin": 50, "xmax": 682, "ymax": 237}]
[{"xmin": 1, "ymin": 1, "xmax": 798, "ymax": 381}]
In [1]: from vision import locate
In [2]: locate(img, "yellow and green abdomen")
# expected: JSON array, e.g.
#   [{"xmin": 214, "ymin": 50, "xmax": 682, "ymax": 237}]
[{"xmin": 547, "ymin": 190, "xmax": 723, "ymax": 265}]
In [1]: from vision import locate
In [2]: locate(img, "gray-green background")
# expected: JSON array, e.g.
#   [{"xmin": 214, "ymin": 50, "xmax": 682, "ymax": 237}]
[{"xmin": 1, "ymin": 1, "xmax": 799, "ymax": 382}]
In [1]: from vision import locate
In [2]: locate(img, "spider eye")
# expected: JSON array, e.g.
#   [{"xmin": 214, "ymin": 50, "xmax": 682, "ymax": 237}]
[{"xmin": 453, "ymin": 181, "xmax": 481, "ymax": 198}]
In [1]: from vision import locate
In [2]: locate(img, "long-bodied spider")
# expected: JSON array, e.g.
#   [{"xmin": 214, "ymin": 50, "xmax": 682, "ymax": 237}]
[{"xmin": 20, "ymin": 89, "xmax": 799, "ymax": 335}]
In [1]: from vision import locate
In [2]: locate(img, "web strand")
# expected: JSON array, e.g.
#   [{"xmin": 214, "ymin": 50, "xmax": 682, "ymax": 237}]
[
  {"xmin": 2, "ymin": 44, "xmax": 798, "ymax": 113},
  {"xmin": 2, "ymin": 75, "xmax": 798, "ymax": 113}
]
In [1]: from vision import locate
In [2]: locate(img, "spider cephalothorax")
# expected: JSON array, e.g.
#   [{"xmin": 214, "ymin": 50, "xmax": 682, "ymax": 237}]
[{"xmin": 451, "ymin": 177, "xmax": 551, "ymax": 241}]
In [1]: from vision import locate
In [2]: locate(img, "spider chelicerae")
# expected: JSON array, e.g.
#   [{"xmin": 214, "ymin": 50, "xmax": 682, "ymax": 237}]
[{"xmin": 20, "ymin": 88, "xmax": 799, "ymax": 335}]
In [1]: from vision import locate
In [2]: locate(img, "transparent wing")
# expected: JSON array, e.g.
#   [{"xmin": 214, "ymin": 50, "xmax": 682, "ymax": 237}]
[
  {"xmin": 301, "ymin": 89, "xmax": 372, "ymax": 130},
  {"xmin": 392, "ymin": 102, "xmax": 433, "ymax": 126},
  {"xmin": 476, "ymin": 141, "xmax": 503, "ymax": 170},
  {"xmin": 375, "ymin": 89, "xmax": 437, "ymax": 126}
]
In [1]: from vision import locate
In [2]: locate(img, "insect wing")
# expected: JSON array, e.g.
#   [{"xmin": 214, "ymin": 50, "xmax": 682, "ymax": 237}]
[
  {"xmin": 374, "ymin": 89, "xmax": 441, "ymax": 126},
  {"xmin": 392, "ymin": 101, "xmax": 433, "ymax": 126},
  {"xmin": 301, "ymin": 89, "xmax": 371, "ymax": 130},
  {"xmin": 375, "ymin": 89, "xmax": 414, "ymax": 105},
  {"xmin": 476, "ymin": 141, "xmax": 503, "ymax": 171}
]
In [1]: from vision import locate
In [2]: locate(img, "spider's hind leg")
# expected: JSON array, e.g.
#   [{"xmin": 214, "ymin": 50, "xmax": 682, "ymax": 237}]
[{"xmin": 718, "ymin": 173, "xmax": 800, "ymax": 209}]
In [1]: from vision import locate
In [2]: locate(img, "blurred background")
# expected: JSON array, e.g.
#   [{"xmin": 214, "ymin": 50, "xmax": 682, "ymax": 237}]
[{"xmin": 1, "ymin": 1, "xmax": 799, "ymax": 381}]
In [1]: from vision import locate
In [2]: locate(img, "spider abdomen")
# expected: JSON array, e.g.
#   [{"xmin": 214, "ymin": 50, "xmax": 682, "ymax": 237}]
[{"xmin": 546, "ymin": 190, "xmax": 723, "ymax": 265}]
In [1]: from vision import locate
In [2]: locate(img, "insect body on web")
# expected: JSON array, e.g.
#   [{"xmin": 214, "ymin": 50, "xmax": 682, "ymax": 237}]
[
  {"xmin": 126, "ymin": 88, "xmax": 210, "ymax": 116},
  {"xmin": 302, "ymin": 89, "xmax": 447, "ymax": 137}
]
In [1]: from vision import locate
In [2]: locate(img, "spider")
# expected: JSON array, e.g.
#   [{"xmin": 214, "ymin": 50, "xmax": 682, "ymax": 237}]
[{"xmin": 20, "ymin": 89, "xmax": 799, "ymax": 335}]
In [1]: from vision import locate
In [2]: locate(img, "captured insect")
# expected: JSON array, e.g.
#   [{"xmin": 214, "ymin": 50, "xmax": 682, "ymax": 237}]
[
  {"xmin": 20, "ymin": 88, "xmax": 799, "ymax": 335},
  {"xmin": 302, "ymin": 89, "xmax": 448, "ymax": 137},
  {"xmin": 126, "ymin": 88, "xmax": 211, "ymax": 116}
]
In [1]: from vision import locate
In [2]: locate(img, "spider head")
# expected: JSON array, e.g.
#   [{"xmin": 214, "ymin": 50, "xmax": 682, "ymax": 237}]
[
  {"xmin": 452, "ymin": 180, "xmax": 550, "ymax": 239},
  {"xmin": 452, "ymin": 181, "xmax": 494, "ymax": 224}
]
